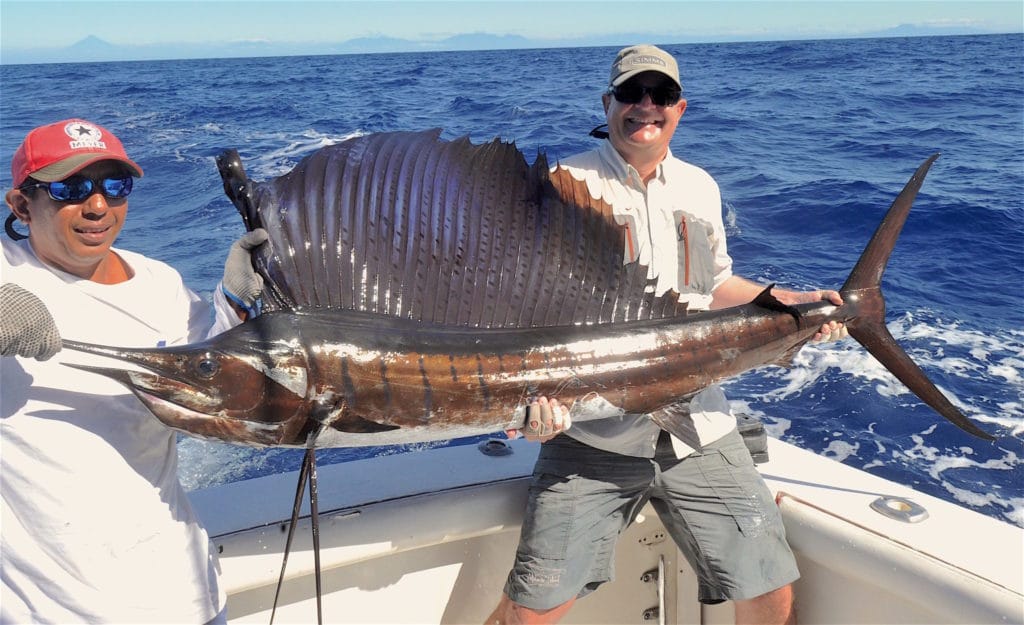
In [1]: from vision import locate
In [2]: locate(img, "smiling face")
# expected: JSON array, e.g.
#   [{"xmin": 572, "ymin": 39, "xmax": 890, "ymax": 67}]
[
  {"xmin": 6, "ymin": 160, "xmax": 133, "ymax": 283},
  {"xmin": 603, "ymin": 71, "xmax": 688, "ymax": 181}
]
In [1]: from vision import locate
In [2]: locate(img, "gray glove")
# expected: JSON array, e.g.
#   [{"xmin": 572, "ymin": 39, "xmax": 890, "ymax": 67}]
[
  {"xmin": 222, "ymin": 228, "xmax": 268, "ymax": 317},
  {"xmin": 1, "ymin": 283, "xmax": 61, "ymax": 361}
]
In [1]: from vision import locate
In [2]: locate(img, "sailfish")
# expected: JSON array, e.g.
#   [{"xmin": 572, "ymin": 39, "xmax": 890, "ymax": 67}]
[
  {"xmin": 64, "ymin": 129, "xmax": 992, "ymax": 445},
  {"xmin": 62, "ymin": 129, "xmax": 995, "ymax": 623}
]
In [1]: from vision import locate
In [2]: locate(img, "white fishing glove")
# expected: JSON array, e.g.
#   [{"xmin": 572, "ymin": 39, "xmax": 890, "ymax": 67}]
[
  {"xmin": 222, "ymin": 228, "xmax": 268, "ymax": 318},
  {"xmin": 0, "ymin": 283, "xmax": 61, "ymax": 361}
]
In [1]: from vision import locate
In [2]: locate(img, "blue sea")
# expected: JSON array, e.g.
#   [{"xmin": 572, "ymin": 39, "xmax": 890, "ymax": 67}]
[{"xmin": 2, "ymin": 34, "xmax": 1022, "ymax": 527}]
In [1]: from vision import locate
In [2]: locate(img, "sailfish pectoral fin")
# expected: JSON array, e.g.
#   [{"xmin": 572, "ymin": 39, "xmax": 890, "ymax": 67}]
[
  {"xmin": 848, "ymin": 319, "xmax": 995, "ymax": 441},
  {"xmin": 310, "ymin": 395, "xmax": 403, "ymax": 434},
  {"xmin": 330, "ymin": 415, "xmax": 402, "ymax": 434}
]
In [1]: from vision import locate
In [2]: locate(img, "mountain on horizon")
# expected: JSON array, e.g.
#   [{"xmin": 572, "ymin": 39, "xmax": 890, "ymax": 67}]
[
  {"xmin": 2, "ymin": 27, "xmax": 1016, "ymax": 65},
  {"xmin": 68, "ymin": 35, "xmax": 117, "ymax": 51}
]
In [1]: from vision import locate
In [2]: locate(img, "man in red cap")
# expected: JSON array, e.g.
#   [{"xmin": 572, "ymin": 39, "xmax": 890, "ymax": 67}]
[{"xmin": 0, "ymin": 118, "xmax": 267, "ymax": 623}]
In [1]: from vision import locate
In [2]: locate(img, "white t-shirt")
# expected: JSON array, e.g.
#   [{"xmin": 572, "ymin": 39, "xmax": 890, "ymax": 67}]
[
  {"xmin": 1, "ymin": 238, "xmax": 229, "ymax": 624},
  {"xmin": 555, "ymin": 140, "xmax": 738, "ymax": 458}
]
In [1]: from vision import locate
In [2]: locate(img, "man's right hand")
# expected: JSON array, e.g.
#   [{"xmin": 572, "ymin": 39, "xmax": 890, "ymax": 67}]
[
  {"xmin": 0, "ymin": 283, "xmax": 61, "ymax": 361},
  {"xmin": 506, "ymin": 397, "xmax": 572, "ymax": 443}
]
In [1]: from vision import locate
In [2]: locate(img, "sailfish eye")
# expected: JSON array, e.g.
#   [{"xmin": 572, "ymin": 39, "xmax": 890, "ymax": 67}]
[{"xmin": 193, "ymin": 354, "xmax": 220, "ymax": 379}]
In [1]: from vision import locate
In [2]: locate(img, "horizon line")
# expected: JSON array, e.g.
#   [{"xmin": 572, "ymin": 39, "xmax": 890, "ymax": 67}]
[{"xmin": 3, "ymin": 29, "xmax": 1018, "ymax": 66}]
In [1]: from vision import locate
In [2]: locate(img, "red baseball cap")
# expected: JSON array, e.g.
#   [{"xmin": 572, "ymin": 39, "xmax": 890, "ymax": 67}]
[{"xmin": 11, "ymin": 118, "xmax": 144, "ymax": 187}]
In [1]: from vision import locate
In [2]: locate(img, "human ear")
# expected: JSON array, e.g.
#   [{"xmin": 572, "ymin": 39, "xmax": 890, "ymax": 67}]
[{"xmin": 5, "ymin": 189, "xmax": 31, "ymax": 223}]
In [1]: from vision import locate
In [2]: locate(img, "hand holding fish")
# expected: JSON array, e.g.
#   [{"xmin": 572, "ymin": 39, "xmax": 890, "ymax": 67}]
[
  {"xmin": 507, "ymin": 397, "xmax": 572, "ymax": 443},
  {"xmin": 222, "ymin": 228, "xmax": 269, "ymax": 319},
  {"xmin": 814, "ymin": 319, "xmax": 849, "ymax": 343},
  {"xmin": 0, "ymin": 282, "xmax": 61, "ymax": 361},
  {"xmin": 772, "ymin": 287, "xmax": 849, "ymax": 343}
]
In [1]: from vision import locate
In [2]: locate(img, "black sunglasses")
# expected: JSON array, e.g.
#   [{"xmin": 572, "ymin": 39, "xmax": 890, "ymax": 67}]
[
  {"xmin": 20, "ymin": 175, "xmax": 134, "ymax": 203},
  {"xmin": 608, "ymin": 83, "xmax": 682, "ymax": 107}
]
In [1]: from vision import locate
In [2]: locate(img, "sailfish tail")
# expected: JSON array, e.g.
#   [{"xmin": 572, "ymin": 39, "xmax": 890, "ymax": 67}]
[{"xmin": 840, "ymin": 154, "xmax": 994, "ymax": 441}]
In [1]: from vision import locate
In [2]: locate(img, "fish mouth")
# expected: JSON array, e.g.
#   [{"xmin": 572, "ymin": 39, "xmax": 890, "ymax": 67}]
[
  {"xmin": 66, "ymin": 361, "xmax": 227, "ymax": 413},
  {"xmin": 62, "ymin": 340, "xmax": 229, "ymax": 409},
  {"xmin": 62, "ymin": 339, "xmax": 307, "ymax": 446},
  {"xmin": 65, "ymin": 360, "xmax": 299, "ymax": 447}
]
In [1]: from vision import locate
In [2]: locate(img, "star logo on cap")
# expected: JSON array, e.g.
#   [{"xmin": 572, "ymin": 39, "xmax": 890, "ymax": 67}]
[
  {"xmin": 63, "ymin": 121, "xmax": 106, "ymax": 150},
  {"xmin": 64, "ymin": 122, "xmax": 103, "ymax": 143}
]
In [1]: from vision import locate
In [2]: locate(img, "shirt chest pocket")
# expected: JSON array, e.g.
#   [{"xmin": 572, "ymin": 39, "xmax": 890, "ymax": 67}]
[{"xmin": 673, "ymin": 211, "xmax": 718, "ymax": 296}]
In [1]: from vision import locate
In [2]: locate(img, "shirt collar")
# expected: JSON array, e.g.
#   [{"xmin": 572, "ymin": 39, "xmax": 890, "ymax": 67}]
[{"xmin": 598, "ymin": 139, "xmax": 671, "ymax": 186}]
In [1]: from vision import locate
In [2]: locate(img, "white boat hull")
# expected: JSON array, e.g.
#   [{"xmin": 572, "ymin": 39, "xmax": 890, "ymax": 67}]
[{"xmin": 191, "ymin": 437, "xmax": 1023, "ymax": 624}]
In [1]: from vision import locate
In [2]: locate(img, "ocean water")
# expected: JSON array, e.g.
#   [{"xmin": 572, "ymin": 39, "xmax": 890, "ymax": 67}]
[{"xmin": 2, "ymin": 34, "xmax": 1021, "ymax": 527}]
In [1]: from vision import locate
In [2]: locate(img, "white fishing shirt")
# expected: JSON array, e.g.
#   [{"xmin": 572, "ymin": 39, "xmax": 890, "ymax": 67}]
[
  {"xmin": 554, "ymin": 140, "xmax": 738, "ymax": 458},
  {"xmin": 1, "ymin": 238, "xmax": 236, "ymax": 624}
]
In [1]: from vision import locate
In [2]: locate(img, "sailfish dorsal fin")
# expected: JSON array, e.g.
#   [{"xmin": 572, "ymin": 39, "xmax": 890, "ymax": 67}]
[{"xmin": 218, "ymin": 129, "xmax": 686, "ymax": 327}]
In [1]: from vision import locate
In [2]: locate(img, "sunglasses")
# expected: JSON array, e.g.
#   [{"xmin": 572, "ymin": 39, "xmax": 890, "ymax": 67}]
[
  {"xmin": 20, "ymin": 175, "xmax": 134, "ymax": 203},
  {"xmin": 608, "ymin": 83, "xmax": 682, "ymax": 107}
]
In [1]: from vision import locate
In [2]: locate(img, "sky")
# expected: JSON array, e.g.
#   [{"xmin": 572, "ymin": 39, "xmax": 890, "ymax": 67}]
[{"xmin": 1, "ymin": 0, "xmax": 1021, "ymax": 62}]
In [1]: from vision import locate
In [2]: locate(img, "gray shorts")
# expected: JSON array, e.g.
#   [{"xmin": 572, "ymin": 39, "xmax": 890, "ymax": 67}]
[{"xmin": 504, "ymin": 428, "xmax": 799, "ymax": 609}]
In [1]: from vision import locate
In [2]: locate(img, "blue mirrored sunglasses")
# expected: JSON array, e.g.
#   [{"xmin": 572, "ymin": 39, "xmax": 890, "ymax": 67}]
[{"xmin": 20, "ymin": 175, "xmax": 133, "ymax": 202}]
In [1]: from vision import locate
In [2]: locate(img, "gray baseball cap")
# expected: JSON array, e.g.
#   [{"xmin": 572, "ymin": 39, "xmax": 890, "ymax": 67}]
[{"xmin": 608, "ymin": 44, "xmax": 681, "ymax": 90}]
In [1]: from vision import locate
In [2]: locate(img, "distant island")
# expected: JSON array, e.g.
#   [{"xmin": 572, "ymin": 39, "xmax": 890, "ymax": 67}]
[{"xmin": 2, "ymin": 25, "xmax": 1013, "ymax": 65}]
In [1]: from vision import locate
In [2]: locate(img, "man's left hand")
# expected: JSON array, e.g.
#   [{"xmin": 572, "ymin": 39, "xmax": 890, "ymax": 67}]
[
  {"xmin": 807, "ymin": 290, "xmax": 848, "ymax": 342},
  {"xmin": 505, "ymin": 397, "xmax": 572, "ymax": 443},
  {"xmin": 773, "ymin": 288, "xmax": 849, "ymax": 343}
]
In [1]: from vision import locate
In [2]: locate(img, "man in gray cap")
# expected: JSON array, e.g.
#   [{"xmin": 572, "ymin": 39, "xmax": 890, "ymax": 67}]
[{"xmin": 486, "ymin": 45, "xmax": 846, "ymax": 625}]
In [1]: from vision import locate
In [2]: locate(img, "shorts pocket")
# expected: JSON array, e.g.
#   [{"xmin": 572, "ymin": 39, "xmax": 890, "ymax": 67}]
[
  {"xmin": 518, "ymin": 471, "xmax": 577, "ymax": 560},
  {"xmin": 705, "ymin": 446, "xmax": 771, "ymax": 538}
]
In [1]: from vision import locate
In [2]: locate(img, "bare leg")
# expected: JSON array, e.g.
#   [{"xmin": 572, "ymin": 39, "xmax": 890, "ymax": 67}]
[
  {"xmin": 485, "ymin": 593, "xmax": 576, "ymax": 625},
  {"xmin": 734, "ymin": 584, "xmax": 796, "ymax": 625}
]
